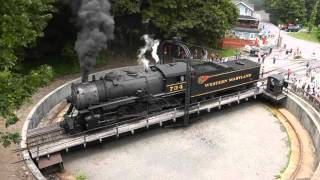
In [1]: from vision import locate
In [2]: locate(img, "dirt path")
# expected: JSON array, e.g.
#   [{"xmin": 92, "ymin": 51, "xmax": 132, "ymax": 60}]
[{"xmin": 0, "ymin": 59, "xmax": 135, "ymax": 180}]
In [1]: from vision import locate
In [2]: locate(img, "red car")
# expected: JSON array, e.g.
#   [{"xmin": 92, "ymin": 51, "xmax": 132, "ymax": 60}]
[{"xmin": 279, "ymin": 24, "xmax": 288, "ymax": 30}]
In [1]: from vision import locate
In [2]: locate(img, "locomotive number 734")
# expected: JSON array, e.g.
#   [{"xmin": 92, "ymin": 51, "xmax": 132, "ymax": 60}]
[{"xmin": 167, "ymin": 82, "xmax": 186, "ymax": 92}]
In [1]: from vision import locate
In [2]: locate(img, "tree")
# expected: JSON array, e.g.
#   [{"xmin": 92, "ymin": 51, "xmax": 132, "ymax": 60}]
[
  {"xmin": 305, "ymin": 0, "xmax": 316, "ymax": 21},
  {"xmin": 111, "ymin": 0, "xmax": 238, "ymax": 48},
  {"xmin": 264, "ymin": 0, "xmax": 273, "ymax": 11},
  {"xmin": 110, "ymin": 0, "xmax": 145, "ymax": 46},
  {"xmin": 309, "ymin": 0, "xmax": 320, "ymax": 32},
  {"xmin": 248, "ymin": 0, "xmax": 266, "ymax": 11},
  {"xmin": 269, "ymin": 0, "xmax": 307, "ymax": 24},
  {"xmin": 0, "ymin": 0, "xmax": 55, "ymax": 146}
]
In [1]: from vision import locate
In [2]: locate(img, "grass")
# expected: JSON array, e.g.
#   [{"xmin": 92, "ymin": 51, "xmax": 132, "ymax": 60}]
[
  {"xmin": 76, "ymin": 172, "xmax": 87, "ymax": 180},
  {"xmin": 288, "ymin": 29, "xmax": 320, "ymax": 43},
  {"xmin": 275, "ymin": 137, "xmax": 292, "ymax": 179},
  {"xmin": 218, "ymin": 48, "xmax": 237, "ymax": 57}
]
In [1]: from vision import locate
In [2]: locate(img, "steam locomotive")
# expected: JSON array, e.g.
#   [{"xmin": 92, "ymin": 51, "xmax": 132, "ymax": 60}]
[
  {"xmin": 60, "ymin": 39, "xmax": 287, "ymax": 134},
  {"xmin": 61, "ymin": 58, "xmax": 261, "ymax": 134}
]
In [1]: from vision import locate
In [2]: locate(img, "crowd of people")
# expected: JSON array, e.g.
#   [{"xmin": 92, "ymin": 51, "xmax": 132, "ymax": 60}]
[{"xmin": 290, "ymin": 63, "xmax": 320, "ymax": 107}]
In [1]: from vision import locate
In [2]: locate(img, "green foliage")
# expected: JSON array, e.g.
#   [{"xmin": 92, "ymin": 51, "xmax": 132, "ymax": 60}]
[
  {"xmin": 269, "ymin": 0, "xmax": 307, "ymax": 24},
  {"xmin": 305, "ymin": 0, "xmax": 317, "ymax": 21},
  {"xmin": 27, "ymin": 65, "xmax": 54, "ymax": 88},
  {"xmin": 111, "ymin": 0, "xmax": 238, "ymax": 47},
  {"xmin": 61, "ymin": 43, "xmax": 78, "ymax": 62},
  {"xmin": 218, "ymin": 48, "xmax": 237, "ymax": 57},
  {"xmin": 76, "ymin": 172, "xmax": 87, "ymax": 180},
  {"xmin": 0, "ymin": 0, "xmax": 55, "ymax": 70},
  {"xmin": 0, "ymin": 65, "xmax": 53, "ymax": 146},
  {"xmin": 0, "ymin": 132, "xmax": 21, "ymax": 147},
  {"xmin": 0, "ymin": 0, "xmax": 55, "ymax": 147},
  {"xmin": 111, "ymin": 0, "xmax": 142, "ymax": 15},
  {"xmin": 308, "ymin": 0, "xmax": 320, "ymax": 32},
  {"xmin": 316, "ymin": 28, "xmax": 320, "ymax": 40},
  {"xmin": 288, "ymin": 29, "xmax": 320, "ymax": 43},
  {"xmin": 0, "ymin": 65, "xmax": 53, "ymax": 120},
  {"xmin": 248, "ymin": 0, "xmax": 266, "ymax": 10}
]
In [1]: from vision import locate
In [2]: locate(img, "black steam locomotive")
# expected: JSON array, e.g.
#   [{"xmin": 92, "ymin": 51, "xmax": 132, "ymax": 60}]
[{"xmin": 61, "ymin": 58, "xmax": 261, "ymax": 134}]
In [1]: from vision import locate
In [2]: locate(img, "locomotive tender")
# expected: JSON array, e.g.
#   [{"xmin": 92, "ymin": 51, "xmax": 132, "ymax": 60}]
[{"xmin": 61, "ymin": 59, "xmax": 261, "ymax": 134}]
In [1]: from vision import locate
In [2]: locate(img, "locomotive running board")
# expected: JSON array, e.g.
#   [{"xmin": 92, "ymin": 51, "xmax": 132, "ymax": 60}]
[{"xmin": 28, "ymin": 87, "xmax": 263, "ymax": 159}]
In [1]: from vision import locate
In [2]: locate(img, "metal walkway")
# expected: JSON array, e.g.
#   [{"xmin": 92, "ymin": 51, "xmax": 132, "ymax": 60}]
[{"xmin": 28, "ymin": 87, "xmax": 263, "ymax": 159}]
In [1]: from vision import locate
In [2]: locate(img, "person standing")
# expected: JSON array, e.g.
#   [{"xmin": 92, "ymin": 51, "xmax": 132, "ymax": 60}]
[
  {"xmin": 273, "ymin": 56, "xmax": 276, "ymax": 64},
  {"xmin": 288, "ymin": 69, "xmax": 292, "ymax": 80},
  {"xmin": 262, "ymin": 54, "xmax": 266, "ymax": 64}
]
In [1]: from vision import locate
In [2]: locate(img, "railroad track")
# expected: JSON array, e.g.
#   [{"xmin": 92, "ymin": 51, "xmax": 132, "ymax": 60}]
[
  {"xmin": 272, "ymin": 106, "xmax": 304, "ymax": 180},
  {"xmin": 26, "ymin": 123, "xmax": 66, "ymax": 148},
  {"xmin": 285, "ymin": 110, "xmax": 303, "ymax": 180}
]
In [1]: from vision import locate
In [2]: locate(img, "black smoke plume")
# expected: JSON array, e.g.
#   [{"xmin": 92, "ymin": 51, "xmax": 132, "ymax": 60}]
[{"xmin": 74, "ymin": 0, "xmax": 114, "ymax": 82}]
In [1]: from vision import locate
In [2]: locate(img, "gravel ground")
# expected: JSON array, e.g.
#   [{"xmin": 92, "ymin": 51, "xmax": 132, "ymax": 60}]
[{"xmin": 62, "ymin": 101, "xmax": 289, "ymax": 180}]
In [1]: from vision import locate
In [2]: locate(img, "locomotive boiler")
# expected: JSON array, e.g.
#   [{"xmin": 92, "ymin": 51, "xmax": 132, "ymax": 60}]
[{"xmin": 61, "ymin": 59, "xmax": 261, "ymax": 134}]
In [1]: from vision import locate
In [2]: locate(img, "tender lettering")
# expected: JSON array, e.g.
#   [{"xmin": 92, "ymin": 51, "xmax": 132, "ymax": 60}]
[{"xmin": 204, "ymin": 74, "xmax": 252, "ymax": 88}]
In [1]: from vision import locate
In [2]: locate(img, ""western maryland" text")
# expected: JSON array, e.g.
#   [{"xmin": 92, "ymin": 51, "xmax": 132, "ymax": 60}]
[{"xmin": 204, "ymin": 74, "xmax": 252, "ymax": 88}]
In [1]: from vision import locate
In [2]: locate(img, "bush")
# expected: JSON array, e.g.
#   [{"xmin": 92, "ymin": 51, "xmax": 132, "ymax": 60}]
[
  {"xmin": 0, "ymin": 65, "xmax": 53, "ymax": 146},
  {"xmin": 316, "ymin": 28, "xmax": 320, "ymax": 41},
  {"xmin": 27, "ymin": 65, "xmax": 54, "ymax": 91},
  {"xmin": 76, "ymin": 173, "xmax": 87, "ymax": 180}
]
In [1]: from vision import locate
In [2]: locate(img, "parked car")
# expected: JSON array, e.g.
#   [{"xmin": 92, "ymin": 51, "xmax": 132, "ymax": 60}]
[
  {"xmin": 286, "ymin": 24, "xmax": 301, "ymax": 32},
  {"xmin": 279, "ymin": 24, "xmax": 288, "ymax": 30}
]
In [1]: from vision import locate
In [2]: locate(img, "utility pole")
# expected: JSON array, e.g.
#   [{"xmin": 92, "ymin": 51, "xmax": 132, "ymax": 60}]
[{"xmin": 277, "ymin": 24, "xmax": 281, "ymax": 48}]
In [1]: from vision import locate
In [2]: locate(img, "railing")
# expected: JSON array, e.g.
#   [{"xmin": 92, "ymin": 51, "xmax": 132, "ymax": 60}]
[
  {"xmin": 288, "ymin": 84, "xmax": 320, "ymax": 111},
  {"xmin": 28, "ymin": 87, "xmax": 262, "ymax": 161},
  {"xmin": 68, "ymin": 87, "xmax": 261, "ymax": 138}
]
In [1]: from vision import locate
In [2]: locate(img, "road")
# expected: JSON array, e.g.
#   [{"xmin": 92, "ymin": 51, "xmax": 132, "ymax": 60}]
[
  {"xmin": 245, "ymin": 20, "xmax": 320, "ymax": 79},
  {"xmin": 257, "ymin": 10, "xmax": 320, "ymax": 61}
]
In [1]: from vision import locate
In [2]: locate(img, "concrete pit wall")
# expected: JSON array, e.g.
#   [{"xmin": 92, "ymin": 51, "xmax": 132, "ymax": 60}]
[
  {"xmin": 21, "ymin": 69, "xmax": 320, "ymax": 179},
  {"xmin": 283, "ymin": 93, "xmax": 320, "ymax": 179}
]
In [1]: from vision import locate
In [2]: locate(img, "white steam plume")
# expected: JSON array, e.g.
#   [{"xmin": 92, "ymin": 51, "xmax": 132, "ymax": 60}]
[
  {"xmin": 152, "ymin": 40, "xmax": 160, "ymax": 63},
  {"xmin": 137, "ymin": 35, "xmax": 160, "ymax": 70}
]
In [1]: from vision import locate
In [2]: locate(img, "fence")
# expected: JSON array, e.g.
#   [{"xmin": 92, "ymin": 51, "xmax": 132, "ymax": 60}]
[{"xmin": 221, "ymin": 37, "xmax": 256, "ymax": 49}]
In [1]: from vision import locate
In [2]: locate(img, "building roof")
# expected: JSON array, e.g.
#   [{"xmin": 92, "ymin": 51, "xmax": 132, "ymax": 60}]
[
  {"xmin": 233, "ymin": 0, "xmax": 254, "ymax": 11},
  {"xmin": 232, "ymin": 27, "xmax": 260, "ymax": 33},
  {"xmin": 239, "ymin": 15, "xmax": 258, "ymax": 21}
]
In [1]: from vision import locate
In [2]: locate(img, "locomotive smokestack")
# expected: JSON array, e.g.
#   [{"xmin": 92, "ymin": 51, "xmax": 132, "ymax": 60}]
[{"xmin": 74, "ymin": 0, "xmax": 115, "ymax": 83}]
